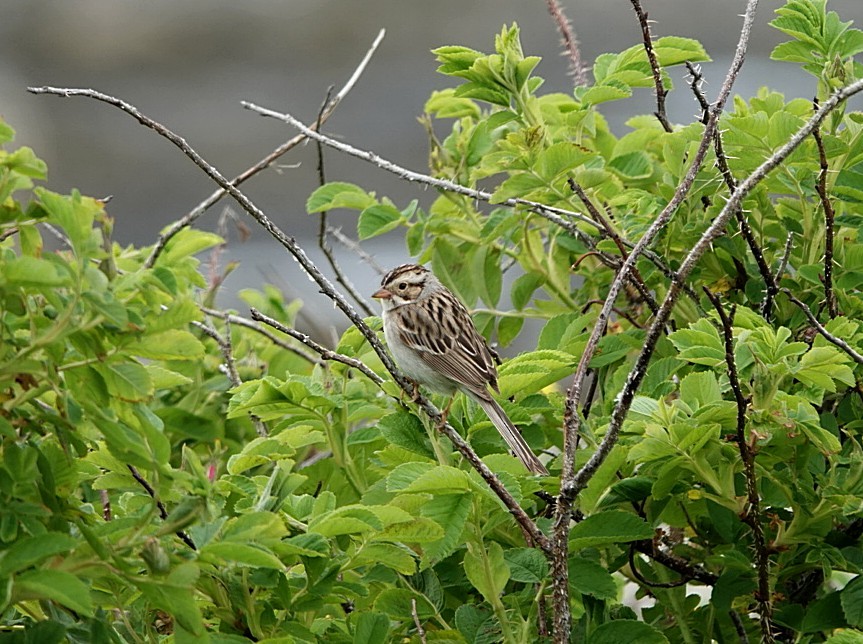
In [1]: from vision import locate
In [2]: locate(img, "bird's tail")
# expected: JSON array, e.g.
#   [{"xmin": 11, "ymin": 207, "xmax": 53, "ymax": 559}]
[{"xmin": 475, "ymin": 395, "xmax": 549, "ymax": 475}]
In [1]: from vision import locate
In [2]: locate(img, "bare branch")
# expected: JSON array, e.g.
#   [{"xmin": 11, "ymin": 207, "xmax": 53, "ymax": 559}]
[
  {"xmin": 240, "ymin": 100, "xmax": 601, "ymax": 234},
  {"xmin": 313, "ymin": 88, "xmax": 376, "ymax": 317},
  {"xmin": 248, "ymin": 307, "xmax": 385, "ymax": 386},
  {"xmin": 127, "ymin": 464, "xmax": 196, "ymax": 550},
  {"xmin": 812, "ymin": 107, "xmax": 839, "ymax": 318},
  {"xmin": 28, "ymin": 85, "xmax": 550, "ymax": 553},
  {"xmin": 630, "ymin": 0, "xmax": 672, "ymax": 132},
  {"xmin": 327, "ymin": 225, "xmax": 385, "ymax": 275},
  {"xmin": 545, "ymin": 0, "xmax": 588, "ymax": 86},
  {"xmin": 704, "ymin": 289, "xmax": 773, "ymax": 641},
  {"xmin": 411, "ymin": 598, "xmax": 427, "ymax": 644},
  {"xmin": 782, "ymin": 289, "xmax": 863, "ymax": 365},
  {"xmin": 143, "ymin": 29, "xmax": 386, "ymax": 268},
  {"xmin": 200, "ymin": 306, "xmax": 321, "ymax": 365}
]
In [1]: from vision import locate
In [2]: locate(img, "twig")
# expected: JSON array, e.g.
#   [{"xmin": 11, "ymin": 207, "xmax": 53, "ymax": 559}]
[
  {"xmin": 100, "ymin": 489, "xmax": 112, "ymax": 522},
  {"xmin": 730, "ymin": 610, "xmax": 751, "ymax": 644},
  {"xmin": 568, "ymin": 178, "xmax": 660, "ymax": 316},
  {"xmin": 239, "ymin": 101, "xmax": 601, "ymax": 235},
  {"xmin": 812, "ymin": 108, "xmax": 839, "ymax": 318},
  {"xmin": 704, "ymin": 289, "xmax": 773, "ymax": 642},
  {"xmin": 628, "ymin": 546, "xmax": 689, "ymax": 588},
  {"xmin": 194, "ymin": 318, "xmax": 268, "ymax": 436},
  {"xmin": 327, "ymin": 225, "xmax": 385, "ymax": 275},
  {"xmin": 200, "ymin": 306, "xmax": 321, "ymax": 365},
  {"xmin": 313, "ymin": 88, "xmax": 375, "ymax": 317},
  {"xmin": 775, "ymin": 232, "xmax": 794, "ymax": 283},
  {"xmin": 411, "ymin": 598, "xmax": 427, "ymax": 644},
  {"xmin": 552, "ymin": 3, "xmax": 758, "ymax": 639},
  {"xmin": 143, "ymin": 29, "xmax": 386, "ymax": 268},
  {"xmin": 630, "ymin": 0, "xmax": 672, "ymax": 132},
  {"xmin": 248, "ymin": 307, "xmax": 385, "ymax": 386},
  {"xmin": 686, "ymin": 61, "xmax": 780, "ymax": 319},
  {"xmin": 127, "ymin": 464, "xmax": 196, "ymax": 550},
  {"xmin": 782, "ymin": 289, "xmax": 863, "ymax": 364},
  {"xmin": 545, "ymin": 0, "xmax": 588, "ymax": 86}
]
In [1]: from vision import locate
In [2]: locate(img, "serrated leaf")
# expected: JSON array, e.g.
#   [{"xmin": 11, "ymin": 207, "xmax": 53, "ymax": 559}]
[
  {"xmin": 202, "ymin": 543, "xmax": 284, "ymax": 569},
  {"xmin": 464, "ymin": 542, "xmax": 509, "ymax": 604},
  {"xmin": 0, "ymin": 533, "xmax": 77, "ymax": 577},
  {"xmin": 402, "ymin": 466, "xmax": 472, "ymax": 494},
  {"xmin": 15, "ymin": 570, "xmax": 94, "ymax": 617},
  {"xmin": 504, "ymin": 547, "xmax": 548, "ymax": 583},
  {"xmin": 590, "ymin": 620, "xmax": 668, "ymax": 644},
  {"xmin": 127, "ymin": 329, "xmax": 206, "ymax": 361},
  {"xmin": 306, "ymin": 182, "xmax": 375, "ymax": 213},
  {"xmin": 568, "ymin": 510, "xmax": 653, "ymax": 550},
  {"xmin": 569, "ymin": 556, "xmax": 617, "ymax": 599},
  {"xmin": 420, "ymin": 493, "xmax": 472, "ymax": 566},
  {"xmin": 357, "ymin": 203, "xmax": 404, "ymax": 240}
]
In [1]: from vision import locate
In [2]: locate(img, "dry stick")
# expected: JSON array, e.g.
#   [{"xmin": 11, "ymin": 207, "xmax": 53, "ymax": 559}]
[
  {"xmin": 630, "ymin": 0, "xmax": 673, "ymax": 132},
  {"xmin": 314, "ymin": 88, "xmax": 375, "ymax": 317},
  {"xmin": 247, "ymin": 307, "xmax": 385, "ymax": 386},
  {"xmin": 776, "ymin": 231, "xmax": 794, "ymax": 284},
  {"xmin": 143, "ymin": 29, "xmax": 386, "ymax": 269},
  {"xmin": 126, "ymin": 464, "xmax": 197, "ymax": 550},
  {"xmin": 783, "ymin": 289, "xmax": 863, "ymax": 365},
  {"xmin": 27, "ymin": 85, "xmax": 550, "ymax": 554},
  {"xmin": 812, "ymin": 110, "xmax": 839, "ymax": 318},
  {"xmin": 239, "ymin": 101, "xmax": 601, "ymax": 234},
  {"xmin": 200, "ymin": 306, "xmax": 321, "ymax": 365},
  {"xmin": 411, "ymin": 598, "xmax": 428, "ymax": 644},
  {"xmin": 552, "ymin": 75, "xmax": 863, "ymax": 642},
  {"xmin": 704, "ymin": 289, "xmax": 773, "ymax": 642},
  {"xmin": 552, "ymin": 2, "xmax": 758, "ymax": 639},
  {"xmin": 545, "ymin": 0, "xmax": 588, "ymax": 86},
  {"xmin": 686, "ymin": 61, "xmax": 780, "ymax": 320}
]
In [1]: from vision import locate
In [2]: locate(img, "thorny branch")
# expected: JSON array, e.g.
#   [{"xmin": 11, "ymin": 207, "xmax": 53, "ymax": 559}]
[
  {"xmin": 545, "ymin": 0, "xmax": 588, "ymax": 86},
  {"xmin": 28, "ymin": 84, "xmax": 551, "ymax": 555},
  {"xmin": 144, "ymin": 29, "xmax": 386, "ymax": 269},
  {"xmin": 686, "ymin": 61, "xmax": 780, "ymax": 320},
  {"xmin": 812, "ymin": 108, "xmax": 839, "ymax": 318},
  {"xmin": 126, "ymin": 465, "xmax": 196, "ymax": 550},
  {"xmin": 704, "ymin": 290, "xmax": 773, "ymax": 642},
  {"xmin": 630, "ymin": 0, "xmax": 672, "ymax": 132}
]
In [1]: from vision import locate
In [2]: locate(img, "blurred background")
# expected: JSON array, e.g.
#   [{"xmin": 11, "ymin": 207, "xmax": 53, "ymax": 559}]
[{"xmin": 1, "ymin": 0, "xmax": 860, "ymax": 334}]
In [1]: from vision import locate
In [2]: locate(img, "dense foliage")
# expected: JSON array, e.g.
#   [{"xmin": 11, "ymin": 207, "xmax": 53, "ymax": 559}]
[{"xmin": 2, "ymin": 0, "xmax": 863, "ymax": 641}]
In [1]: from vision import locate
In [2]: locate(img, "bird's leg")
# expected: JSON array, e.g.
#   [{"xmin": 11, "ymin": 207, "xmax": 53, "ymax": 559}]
[
  {"xmin": 438, "ymin": 395, "xmax": 456, "ymax": 427},
  {"xmin": 399, "ymin": 378, "xmax": 422, "ymax": 405}
]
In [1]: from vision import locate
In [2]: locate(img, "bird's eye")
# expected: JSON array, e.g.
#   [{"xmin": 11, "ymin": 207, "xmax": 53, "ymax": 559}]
[{"xmin": 398, "ymin": 282, "xmax": 407, "ymax": 290}]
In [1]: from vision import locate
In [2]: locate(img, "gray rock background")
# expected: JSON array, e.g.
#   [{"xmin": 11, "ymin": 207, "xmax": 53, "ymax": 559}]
[{"xmin": 1, "ymin": 0, "xmax": 860, "ymax": 332}]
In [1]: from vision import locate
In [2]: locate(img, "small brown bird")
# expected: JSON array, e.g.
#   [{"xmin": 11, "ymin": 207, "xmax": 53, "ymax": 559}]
[{"xmin": 372, "ymin": 264, "xmax": 548, "ymax": 475}]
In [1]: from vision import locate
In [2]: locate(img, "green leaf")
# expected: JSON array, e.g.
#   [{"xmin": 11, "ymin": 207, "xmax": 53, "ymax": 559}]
[
  {"xmin": 1, "ymin": 256, "xmax": 70, "ymax": 287},
  {"xmin": 0, "ymin": 533, "xmax": 77, "ymax": 577},
  {"xmin": 376, "ymin": 517, "xmax": 445, "ymax": 543},
  {"xmin": 569, "ymin": 510, "xmax": 653, "ymax": 551},
  {"xmin": 498, "ymin": 349, "xmax": 578, "ymax": 398},
  {"xmin": 99, "ymin": 362, "xmax": 154, "ymax": 402},
  {"xmin": 353, "ymin": 611, "xmax": 391, "ymax": 644},
  {"xmin": 374, "ymin": 588, "xmax": 437, "ymax": 620},
  {"xmin": 842, "ymin": 575, "xmax": 863, "ymax": 627},
  {"xmin": 127, "ymin": 329, "xmax": 206, "ymax": 361},
  {"xmin": 202, "ymin": 543, "xmax": 285, "ymax": 570},
  {"xmin": 158, "ymin": 228, "xmax": 224, "ymax": 264},
  {"xmin": 402, "ymin": 466, "xmax": 472, "ymax": 494},
  {"xmin": 669, "ymin": 318, "xmax": 726, "ymax": 367},
  {"xmin": 653, "ymin": 36, "xmax": 711, "ymax": 66},
  {"xmin": 463, "ymin": 542, "xmax": 509, "ymax": 604},
  {"xmin": 511, "ymin": 272, "xmax": 544, "ymax": 310},
  {"xmin": 15, "ymin": 570, "xmax": 94, "ymax": 617},
  {"xmin": 590, "ymin": 620, "xmax": 668, "ymax": 644},
  {"xmin": 608, "ymin": 151, "xmax": 653, "ymax": 179},
  {"xmin": 504, "ymin": 547, "xmax": 548, "ymax": 583},
  {"xmin": 378, "ymin": 411, "xmax": 435, "ymax": 458},
  {"xmin": 569, "ymin": 556, "xmax": 618, "ymax": 600},
  {"xmin": 306, "ymin": 182, "xmax": 375, "ymax": 213},
  {"xmin": 357, "ymin": 203, "xmax": 404, "ymax": 240},
  {"xmin": 420, "ymin": 493, "xmax": 472, "ymax": 566}
]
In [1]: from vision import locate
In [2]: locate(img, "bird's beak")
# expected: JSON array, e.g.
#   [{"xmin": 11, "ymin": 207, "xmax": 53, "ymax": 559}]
[{"xmin": 372, "ymin": 288, "xmax": 391, "ymax": 300}]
